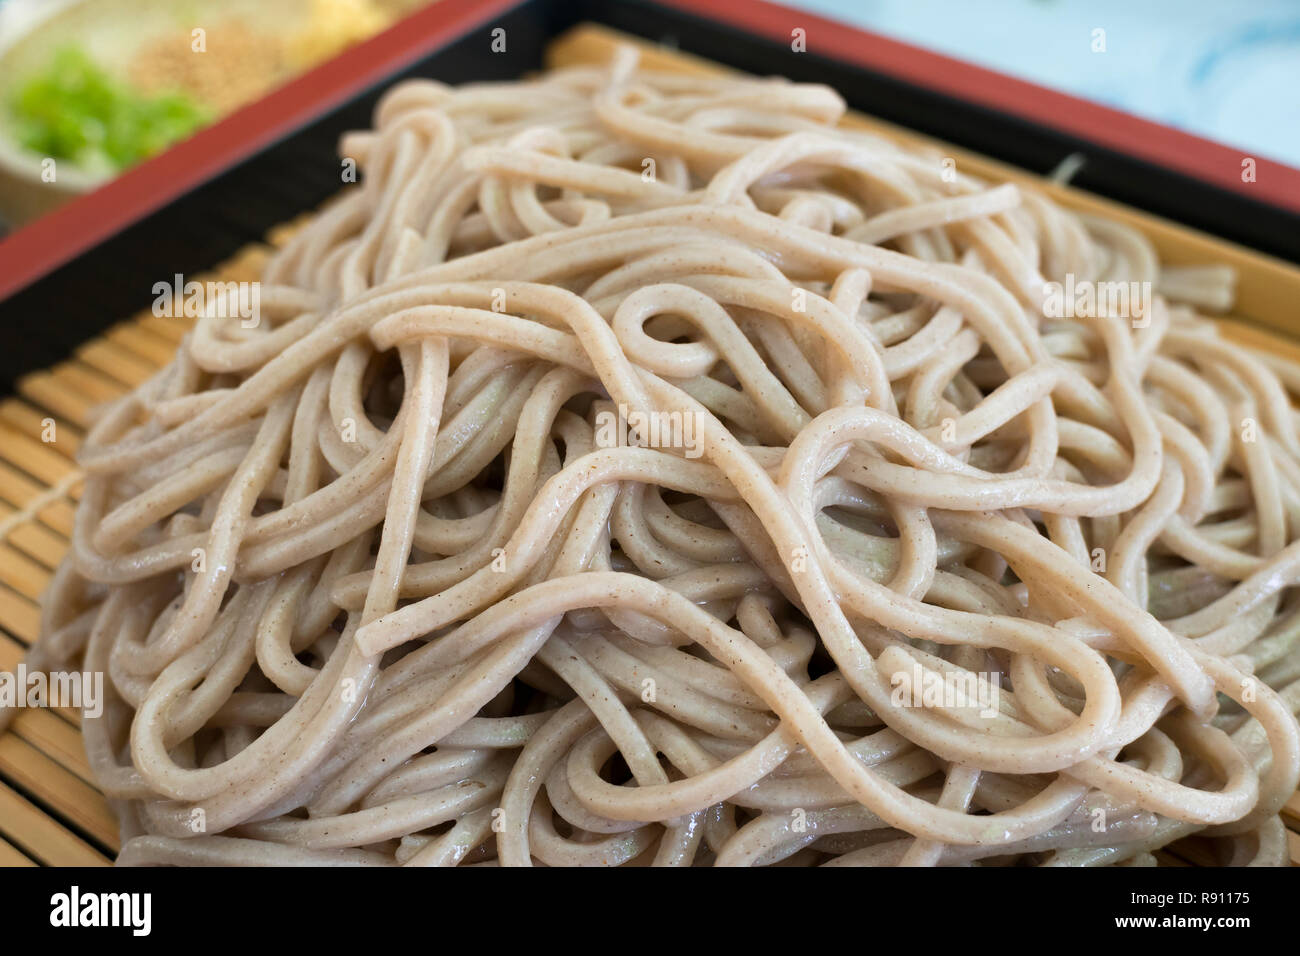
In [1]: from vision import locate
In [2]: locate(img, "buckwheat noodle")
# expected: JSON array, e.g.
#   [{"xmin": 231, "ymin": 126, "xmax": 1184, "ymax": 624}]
[{"xmin": 10, "ymin": 47, "xmax": 1300, "ymax": 867}]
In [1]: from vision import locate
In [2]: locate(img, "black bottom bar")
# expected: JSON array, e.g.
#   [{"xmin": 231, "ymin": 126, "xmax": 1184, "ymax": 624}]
[{"xmin": 0, "ymin": 863, "xmax": 1287, "ymax": 942}]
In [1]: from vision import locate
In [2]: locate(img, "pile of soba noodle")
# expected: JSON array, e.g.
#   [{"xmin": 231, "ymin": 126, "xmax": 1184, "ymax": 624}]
[{"xmin": 14, "ymin": 47, "xmax": 1300, "ymax": 867}]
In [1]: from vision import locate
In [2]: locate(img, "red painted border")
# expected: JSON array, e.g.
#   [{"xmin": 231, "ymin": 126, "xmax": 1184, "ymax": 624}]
[
  {"xmin": 661, "ymin": 0, "xmax": 1300, "ymax": 215},
  {"xmin": 2, "ymin": 0, "xmax": 1298, "ymax": 305},
  {"xmin": 0, "ymin": 0, "xmax": 517, "ymax": 302}
]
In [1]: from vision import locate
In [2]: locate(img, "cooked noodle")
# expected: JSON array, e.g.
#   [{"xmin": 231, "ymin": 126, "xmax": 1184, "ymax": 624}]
[{"xmin": 10, "ymin": 47, "xmax": 1300, "ymax": 867}]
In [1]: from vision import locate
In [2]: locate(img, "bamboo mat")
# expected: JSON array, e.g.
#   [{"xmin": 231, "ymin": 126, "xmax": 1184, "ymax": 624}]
[
  {"xmin": 0, "ymin": 229, "xmax": 292, "ymax": 866},
  {"xmin": 0, "ymin": 23, "xmax": 1298, "ymax": 867}
]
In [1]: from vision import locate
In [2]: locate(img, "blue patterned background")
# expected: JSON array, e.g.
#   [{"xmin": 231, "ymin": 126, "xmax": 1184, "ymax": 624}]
[{"xmin": 792, "ymin": 0, "xmax": 1300, "ymax": 168}]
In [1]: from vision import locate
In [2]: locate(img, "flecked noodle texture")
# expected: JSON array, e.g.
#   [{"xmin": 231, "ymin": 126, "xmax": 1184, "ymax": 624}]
[{"xmin": 11, "ymin": 48, "xmax": 1300, "ymax": 867}]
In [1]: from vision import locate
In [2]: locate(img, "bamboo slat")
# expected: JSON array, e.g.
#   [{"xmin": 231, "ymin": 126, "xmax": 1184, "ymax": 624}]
[
  {"xmin": 0, "ymin": 835, "xmax": 35, "ymax": 867},
  {"xmin": 0, "ymin": 23, "xmax": 1295, "ymax": 866},
  {"xmin": 0, "ymin": 587, "xmax": 51, "ymax": 646},
  {"xmin": 8, "ymin": 709, "xmax": 93, "ymax": 784},
  {"xmin": 0, "ymin": 780, "xmax": 109, "ymax": 867},
  {"xmin": 0, "ymin": 734, "xmax": 119, "ymax": 850}
]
